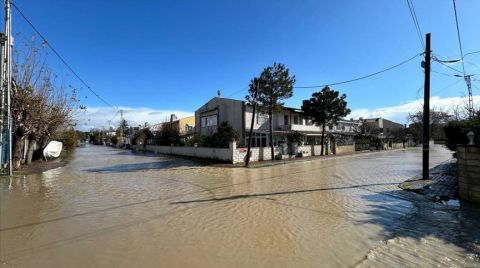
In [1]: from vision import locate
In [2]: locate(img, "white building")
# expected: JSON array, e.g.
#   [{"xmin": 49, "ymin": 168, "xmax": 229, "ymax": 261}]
[{"xmin": 195, "ymin": 97, "xmax": 361, "ymax": 148}]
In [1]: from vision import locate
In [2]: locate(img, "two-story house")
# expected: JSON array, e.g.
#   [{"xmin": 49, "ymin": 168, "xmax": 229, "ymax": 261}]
[{"xmin": 195, "ymin": 97, "xmax": 361, "ymax": 148}]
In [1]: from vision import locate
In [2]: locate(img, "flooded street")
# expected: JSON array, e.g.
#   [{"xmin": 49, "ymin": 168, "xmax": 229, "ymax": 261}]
[{"xmin": 1, "ymin": 145, "xmax": 479, "ymax": 267}]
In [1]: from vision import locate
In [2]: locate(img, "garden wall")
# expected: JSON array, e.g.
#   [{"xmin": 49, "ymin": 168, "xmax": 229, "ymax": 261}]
[
  {"xmin": 138, "ymin": 144, "xmax": 232, "ymax": 162},
  {"xmin": 457, "ymin": 145, "xmax": 480, "ymax": 203},
  {"xmin": 133, "ymin": 142, "xmax": 372, "ymax": 165}
]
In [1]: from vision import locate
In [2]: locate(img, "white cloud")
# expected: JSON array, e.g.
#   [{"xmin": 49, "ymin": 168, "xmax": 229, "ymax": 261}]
[
  {"xmin": 75, "ymin": 95, "xmax": 479, "ymax": 131},
  {"xmin": 350, "ymin": 95, "xmax": 480, "ymax": 123},
  {"xmin": 75, "ymin": 106, "xmax": 193, "ymax": 131}
]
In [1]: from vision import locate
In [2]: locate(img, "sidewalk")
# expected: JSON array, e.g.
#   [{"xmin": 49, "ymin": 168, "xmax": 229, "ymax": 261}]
[
  {"xmin": 230, "ymin": 147, "xmax": 413, "ymax": 168},
  {"xmin": 399, "ymin": 160, "xmax": 458, "ymax": 202}
]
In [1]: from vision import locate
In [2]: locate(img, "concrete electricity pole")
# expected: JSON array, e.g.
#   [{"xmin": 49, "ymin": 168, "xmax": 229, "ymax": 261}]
[
  {"xmin": 119, "ymin": 109, "xmax": 124, "ymax": 145},
  {"xmin": 422, "ymin": 33, "xmax": 431, "ymax": 180},
  {"xmin": 4, "ymin": 0, "xmax": 13, "ymax": 175},
  {"xmin": 0, "ymin": 32, "xmax": 6, "ymax": 168},
  {"xmin": 245, "ymin": 82, "xmax": 259, "ymax": 166}
]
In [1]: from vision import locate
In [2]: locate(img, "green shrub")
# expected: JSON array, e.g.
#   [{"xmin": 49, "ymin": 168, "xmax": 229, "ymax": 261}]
[
  {"xmin": 204, "ymin": 122, "xmax": 239, "ymax": 148},
  {"xmin": 444, "ymin": 116, "xmax": 480, "ymax": 151},
  {"xmin": 110, "ymin": 136, "xmax": 118, "ymax": 145},
  {"xmin": 53, "ymin": 130, "xmax": 78, "ymax": 152}
]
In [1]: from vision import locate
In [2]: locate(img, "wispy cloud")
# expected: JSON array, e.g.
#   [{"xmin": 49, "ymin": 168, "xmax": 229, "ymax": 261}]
[
  {"xmin": 350, "ymin": 95, "xmax": 480, "ymax": 123},
  {"xmin": 75, "ymin": 106, "xmax": 193, "ymax": 131}
]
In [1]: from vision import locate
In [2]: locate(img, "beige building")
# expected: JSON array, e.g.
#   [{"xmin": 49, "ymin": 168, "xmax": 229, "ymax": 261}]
[{"xmin": 173, "ymin": 115, "xmax": 195, "ymax": 138}]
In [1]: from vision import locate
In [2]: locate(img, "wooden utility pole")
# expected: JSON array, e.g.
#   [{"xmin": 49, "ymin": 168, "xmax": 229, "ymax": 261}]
[
  {"xmin": 422, "ymin": 33, "xmax": 431, "ymax": 180},
  {"xmin": 245, "ymin": 83, "xmax": 259, "ymax": 166}
]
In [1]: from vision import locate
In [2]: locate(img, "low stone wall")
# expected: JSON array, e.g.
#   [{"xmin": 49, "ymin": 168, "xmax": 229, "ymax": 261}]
[
  {"xmin": 233, "ymin": 146, "xmax": 280, "ymax": 164},
  {"xmin": 391, "ymin": 142, "xmax": 405, "ymax": 149},
  {"xmin": 132, "ymin": 141, "xmax": 394, "ymax": 165},
  {"xmin": 457, "ymin": 145, "xmax": 480, "ymax": 203},
  {"xmin": 336, "ymin": 145, "xmax": 355, "ymax": 155},
  {"xmin": 139, "ymin": 144, "xmax": 232, "ymax": 162}
]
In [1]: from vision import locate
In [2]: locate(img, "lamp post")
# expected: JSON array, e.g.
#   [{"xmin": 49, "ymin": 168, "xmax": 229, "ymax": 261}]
[{"xmin": 467, "ymin": 131, "xmax": 475, "ymax": 145}]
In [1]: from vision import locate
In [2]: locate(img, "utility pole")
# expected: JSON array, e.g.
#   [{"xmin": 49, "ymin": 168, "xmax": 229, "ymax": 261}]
[
  {"xmin": 4, "ymin": 0, "xmax": 13, "ymax": 175},
  {"xmin": 245, "ymin": 82, "xmax": 259, "ymax": 166},
  {"xmin": 119, "ymin": 109, "xmax": 124, "ymax": 145},
  {"xmin": 422, "ymin": 33, "xmax": 431, "ymax": 180},
  {"xmin": 0, "ymin": 32, "xmax": 6, "ymax": 168},
  {"xmin": 465, "ymin": 75, "xmax": 474, "ymax": 118}
]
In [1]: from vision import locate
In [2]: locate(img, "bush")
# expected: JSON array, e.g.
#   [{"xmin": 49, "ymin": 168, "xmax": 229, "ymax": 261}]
[
  {"xmin": 187, "ymin": 122, "xmax": 239, "ymax": 148},
  {"xmin": 185, "ymin": 134, "xmax": 206, "ymax": 146},
  {"xmin": 204, "ymin": 122, "xmax": 239, "ymax": 148},
  {"xmin": 155, "ymin": 123, "xmax": 180, "ymax": 145},
  {"xmin": 287, "ymin": 131, "xmax": 304, "ymax": 143},
  {"xmin": 444, "ymin": 116, "xmax": 480, "ymax": 151},
  {"xmin": 53, "ymin": 130, "xmax": 78, "ymax": 152}
]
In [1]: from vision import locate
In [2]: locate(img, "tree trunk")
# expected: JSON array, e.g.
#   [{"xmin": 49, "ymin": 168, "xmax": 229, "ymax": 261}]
[
  {"xmin": 26, "ymin": 139, "xmax": 37, "ymax": 165},
  {"xmin": 13, "ymin": 135, "xmax": 25, "ymax": 169},
  {"xmin": 320, "ymin": 123, "xmax": 326, "ymax": 156},
  {"xmin": 269, "ymin": 107, "xmax": 274, "ymax": 160}
]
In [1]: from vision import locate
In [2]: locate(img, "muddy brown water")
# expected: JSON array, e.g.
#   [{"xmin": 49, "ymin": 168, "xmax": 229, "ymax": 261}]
[{"xmin": 1, "ymin": 145, "xmax": 479, "ymax": 267}]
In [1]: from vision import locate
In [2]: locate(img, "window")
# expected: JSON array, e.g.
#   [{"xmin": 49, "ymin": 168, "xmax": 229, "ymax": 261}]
[
  {"xmin": 284, "ymin": 115, "xmax": 289, "ymax": 125},
  {"xmin": 248, "ymin": 132, "xmax": 267, "ymax": 147},
  {"xmin": 386, "ymin": 128, "xmax": 390, "ymax": 133},
  {"xmin": 201, "ymin": 115, "xmax": 217, "ymax": 127},
  {"xmin": 299, "ymin": 116, "xmax": 304, "ymax": 125},
  {"xmin": 293, "ymin": 115, "xmax": 299, "ymax": 124},
  {"xmin": 185, "ymin": 124, "xmax": 193, "ymax": 133},
  {"xmin": 257, "ymin": 113, "xmax": 268, "ymax": 125}
]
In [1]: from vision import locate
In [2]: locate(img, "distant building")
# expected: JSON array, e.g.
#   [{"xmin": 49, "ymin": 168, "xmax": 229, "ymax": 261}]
[
  {"xmin": 362, "ymin": 117, "xmax": 406, "ymax": 149},
  {"xmin": 157, "ymin": 114, "xmax": 196, "ymax": 142},
  {"xmin": 362, "ymin": 117, "xmax": 404, "ymax": 137}
]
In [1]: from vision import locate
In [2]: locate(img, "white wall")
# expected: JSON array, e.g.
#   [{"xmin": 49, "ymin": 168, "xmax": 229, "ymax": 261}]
[
  {"xmin": 142, "ymin": 144, "xmax": 232, "ymax": 162},
  {"xmin": 134, "ymin": 142, "xmax": 356, "ymax": 165}
]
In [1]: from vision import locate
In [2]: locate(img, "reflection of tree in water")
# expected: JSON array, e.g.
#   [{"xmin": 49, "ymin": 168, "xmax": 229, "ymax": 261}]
[{"xmin": 356, "ymin": 190, "xmax": 480, "ymax": 267}]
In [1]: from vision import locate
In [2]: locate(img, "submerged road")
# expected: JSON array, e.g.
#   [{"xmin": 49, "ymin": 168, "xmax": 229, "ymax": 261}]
[{"xmin": 1, "ymin": 145, "xmax": 479, "ymax": 267}]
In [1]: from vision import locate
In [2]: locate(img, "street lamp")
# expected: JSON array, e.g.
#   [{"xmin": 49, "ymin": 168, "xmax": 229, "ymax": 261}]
[{"xmin": 467, "ymin": 131, "xmax": 475, "ymax": 145}]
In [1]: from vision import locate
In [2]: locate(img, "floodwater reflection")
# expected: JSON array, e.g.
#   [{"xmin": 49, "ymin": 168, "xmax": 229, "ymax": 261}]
[{"xmin": 1, "ymin": 144, "xmax": 478, "ymax": 267}]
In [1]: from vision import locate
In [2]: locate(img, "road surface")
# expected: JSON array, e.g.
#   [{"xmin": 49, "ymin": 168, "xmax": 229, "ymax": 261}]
[{"xmin": 1, "ymin": 145, "xmax": 479, "ymax": 267}]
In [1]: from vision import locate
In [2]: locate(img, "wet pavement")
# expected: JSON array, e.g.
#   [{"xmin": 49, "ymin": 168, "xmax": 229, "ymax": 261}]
[{"xmin": 1, "ymin": 144, "xmax": 479, "ymax": 267}]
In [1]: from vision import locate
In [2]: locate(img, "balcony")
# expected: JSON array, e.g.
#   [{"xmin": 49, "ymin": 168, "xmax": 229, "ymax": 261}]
[{"xmin": 275, "ymin": 124, "xmax": 322, "ymax": 132}]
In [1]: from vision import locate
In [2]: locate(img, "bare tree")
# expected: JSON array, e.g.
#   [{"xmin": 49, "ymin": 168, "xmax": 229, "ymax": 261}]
[{"xmin": 11, "ymin": 39, "xmax": 75, "ymax": 168}]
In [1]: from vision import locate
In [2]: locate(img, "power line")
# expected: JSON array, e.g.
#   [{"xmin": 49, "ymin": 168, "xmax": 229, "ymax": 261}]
[
  {"xmin": 463, "ymin": 50, "xmax": 480, "ymax": 59},
  {"xmin": 109, "ymin": 109, "xmax": 121, "ymax": 122},
  {"xmin": 406, "ymin": 0, "xmax": 425, "ymax": 49},
  {"xmin": 432, "ymin": 58, "xmax": 464, "ymax": 74},
  {"xmin": 294, "ymin": 52, "xmax": 422, "ymax": 89},
  {"xmin": 432, "ymin": 79, "xmax": 462, "ymax": 95},
  {"xmin": 10, "ymin": 2, "xmax": 119, "ymax": 111},
  {"xmin": 431, "ymin": 69, "xmax": 457, "ymax": 77},
  {"xmin": 225, "ymin": 87, "xmax": 249, "ymax": 98},
  {"xmin": 451, "ymin": 0, "xmax": 466, "ymax": 76}
]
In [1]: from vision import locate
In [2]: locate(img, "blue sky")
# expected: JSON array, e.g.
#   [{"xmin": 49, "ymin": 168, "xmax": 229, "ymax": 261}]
[{"xmin": 8, "ymin": 0, "xmax": 480, "ymax": 129}]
